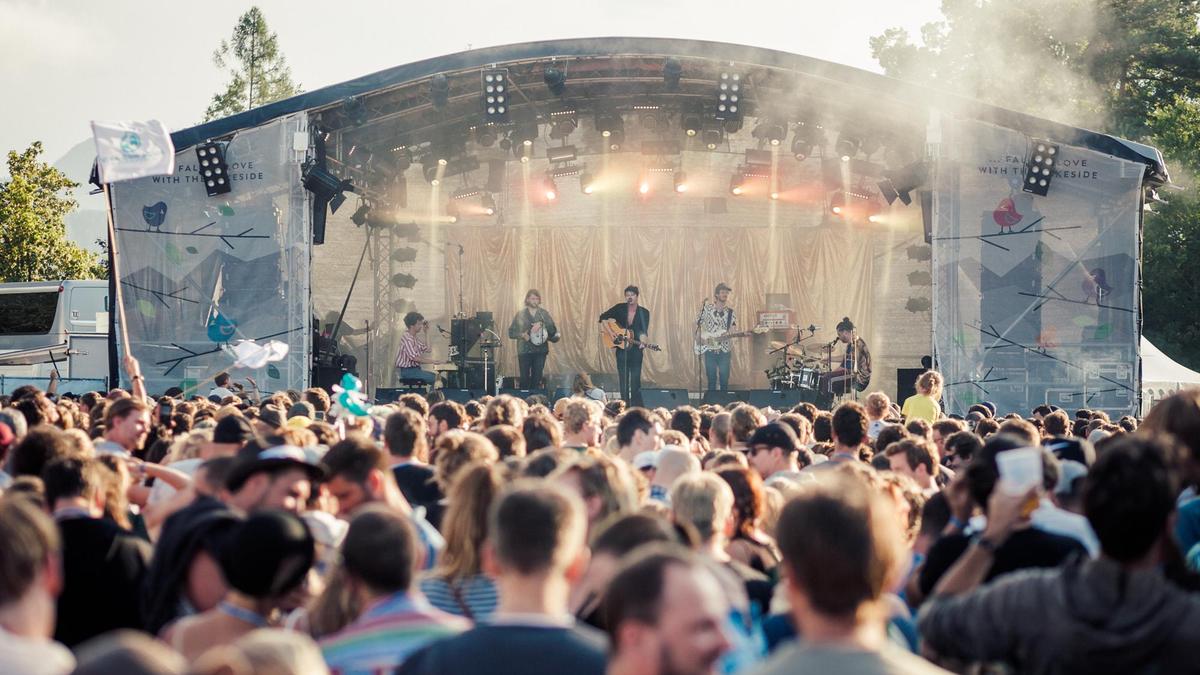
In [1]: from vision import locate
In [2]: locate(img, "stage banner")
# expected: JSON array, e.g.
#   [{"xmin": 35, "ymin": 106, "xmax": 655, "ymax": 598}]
[
  {"xmin": 108, "ymin": 115, "xmax": 311, "ymax": 396},
  {"xmin": 931, "ymin": 119, "xmax": 1143, "ymax": 417}
]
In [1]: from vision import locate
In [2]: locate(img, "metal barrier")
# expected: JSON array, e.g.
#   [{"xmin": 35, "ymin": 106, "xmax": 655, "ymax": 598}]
[{"xmin": 0, "ymin": 376, "xmax": 108, "ymax": 396}]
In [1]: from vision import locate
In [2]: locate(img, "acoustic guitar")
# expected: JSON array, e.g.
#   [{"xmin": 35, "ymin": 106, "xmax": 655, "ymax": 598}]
[{"xmin": 600, "ymin": 318, "xmax": 661, "ymax": 351}]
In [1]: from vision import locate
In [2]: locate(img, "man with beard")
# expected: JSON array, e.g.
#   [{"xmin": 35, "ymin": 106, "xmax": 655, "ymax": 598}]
[
  {"xmin": 603, "ymin": 546, "xmax": 732, "ymax": 675},
  {"xmin": 508, "ymin": 289, "xmax": 560, "ymax": 390}
]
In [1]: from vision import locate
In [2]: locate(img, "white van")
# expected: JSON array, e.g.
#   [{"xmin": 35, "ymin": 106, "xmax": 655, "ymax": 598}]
[{"xmin": 0, "ymin": 280, "xmax": 108, "ymax": 377}]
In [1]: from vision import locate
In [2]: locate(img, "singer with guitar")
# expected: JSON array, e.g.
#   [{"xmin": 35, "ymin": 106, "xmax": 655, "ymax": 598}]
[
  {"xmin": 598, "ymin": 285, "xmax": 655, "ymax": 405},
  {"xmin": 694, "ymin": 282, "xmax": 740, "ymax": 390},
  {"xmin": 508, "ymin": 289, "xmax": 560, "ymax": 389}
]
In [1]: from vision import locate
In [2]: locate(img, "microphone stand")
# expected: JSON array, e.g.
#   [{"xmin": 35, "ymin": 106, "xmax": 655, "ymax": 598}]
[{"xmin": 481, "ymin": 328, "xmax": 501, "ymax": 395}]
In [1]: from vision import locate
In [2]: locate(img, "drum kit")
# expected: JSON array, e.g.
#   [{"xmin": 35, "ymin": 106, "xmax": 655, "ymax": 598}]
[{"xmin": 764, "ymin": 326, "xmax": 835, "ymax": 391}]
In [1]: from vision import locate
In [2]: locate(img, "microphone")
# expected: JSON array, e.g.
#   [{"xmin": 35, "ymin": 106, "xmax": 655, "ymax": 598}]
[{"xmin": 436, "ymin": 324, "xmax": 451, "ymax": 337}]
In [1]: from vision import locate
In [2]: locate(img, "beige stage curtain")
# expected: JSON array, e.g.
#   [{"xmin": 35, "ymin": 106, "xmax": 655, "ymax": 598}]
[{"xmin": 445, "ymin": 225, "xmax": 874, "ymax": 389}]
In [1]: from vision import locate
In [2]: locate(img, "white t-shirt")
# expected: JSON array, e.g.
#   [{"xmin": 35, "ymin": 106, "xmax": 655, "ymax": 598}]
[
  {"xmin": 146, "ymin": 458, "xmax": 203, "ymax": 506},
  {"xmin": 92, "ymin": 439, "xmax": 130, "ymax": 456},
  {"xmin": 0, "ymin": 627, "xmax": 74, "ymax": 675},
  {"xmin": 208, "ymin": 386, "xmax": 235, "ymax": 400}
]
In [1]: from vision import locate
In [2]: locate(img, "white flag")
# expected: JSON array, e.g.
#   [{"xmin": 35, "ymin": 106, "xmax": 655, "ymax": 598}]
[{"xmin": 90, "ymin": 120, "xmax": 175, "ymax": 183}]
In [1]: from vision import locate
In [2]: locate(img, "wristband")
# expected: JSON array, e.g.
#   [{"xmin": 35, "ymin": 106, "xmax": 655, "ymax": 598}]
[{"xmin": 975, "ymin": 535, "xmax": 1001, "ymax": 554}]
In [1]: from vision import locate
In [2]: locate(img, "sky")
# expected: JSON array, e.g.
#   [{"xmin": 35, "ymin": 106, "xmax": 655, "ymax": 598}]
[{"xmin": 0, "ymin": 0, "xmax": 944, "ymax": 165}]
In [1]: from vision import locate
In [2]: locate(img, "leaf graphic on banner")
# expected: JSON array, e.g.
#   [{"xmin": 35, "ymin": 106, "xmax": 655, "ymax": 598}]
[
  {"xmin": 267, "ymin": 365, "xmax": 281, "ymax": 379},
  {"xmin": 165, "ymin": 243, "xmax": 183, "ymax": 265},
  {"xmin": 136, "ymin": 299, "xmax": 157, "ymax": 318},
  {"xmin": 186, "ymin": 246, "xmax": 198, "ymax": 254},
  {"xmin": 219, "ymin": 205, "xmax": 235, "ymax": 217}
]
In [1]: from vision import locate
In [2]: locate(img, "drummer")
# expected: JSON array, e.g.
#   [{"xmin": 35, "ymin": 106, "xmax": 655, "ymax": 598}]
[{"xmin": 508, "ymin": 289, "xmax": 560, "ymax": 389}]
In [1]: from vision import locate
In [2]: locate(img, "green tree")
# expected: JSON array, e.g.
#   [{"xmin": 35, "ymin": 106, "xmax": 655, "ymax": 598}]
[
  {"xmin": 204, "ymin": 6, "xmax": 300, "ymax": 122},
  {"xmin": 871, "ymin": 0, "xmax": 1200, "ymax": 368},
  {"xmin": 0, "ymin": 143, "xmax": 103, "ymax": 282}
]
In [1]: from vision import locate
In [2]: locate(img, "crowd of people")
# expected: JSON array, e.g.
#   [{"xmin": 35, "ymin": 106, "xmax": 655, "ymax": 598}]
[{"xmin": 1, "ymin": 356, "xmax": 1199, "ymax": 675}]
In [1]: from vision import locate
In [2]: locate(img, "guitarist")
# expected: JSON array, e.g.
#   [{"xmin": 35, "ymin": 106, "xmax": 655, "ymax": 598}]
[
  {"xmin": 507, "ymin": 289, "xmax": 559, "ymax": 390},
  {"xmin": 598, "ymin": 285, "xmax": 651, "ymax": 406},
  {"xmin": 695, "ymin": 282, "xmax": 737, "ymax": 390}
]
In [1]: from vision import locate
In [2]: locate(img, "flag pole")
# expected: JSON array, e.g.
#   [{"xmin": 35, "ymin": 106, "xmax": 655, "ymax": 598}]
[{"xmin": 102, "ymin": 182, "xmax": 132, "ymax": 381}]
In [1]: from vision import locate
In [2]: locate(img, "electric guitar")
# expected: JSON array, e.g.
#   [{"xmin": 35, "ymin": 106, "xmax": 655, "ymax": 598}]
[
  {"xmin": 600, "ymin": 318, "xmax": 662, "ymax": 351},
  {"xmin": 693, "ymin": 325, "xmax": 769, "ymax": 355}
]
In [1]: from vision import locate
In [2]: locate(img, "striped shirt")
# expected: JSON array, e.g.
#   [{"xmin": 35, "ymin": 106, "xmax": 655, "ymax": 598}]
[
  {"xmin": 395, "ymin": 332, "xmax": 430, "ymax": 368},
  {"xmin": 418, "ymin": 574, "xmax": 498, "ymax": 621},
  {"xmin": 320, "ymin": 592, "xmax": 469, "ymax": 675}
]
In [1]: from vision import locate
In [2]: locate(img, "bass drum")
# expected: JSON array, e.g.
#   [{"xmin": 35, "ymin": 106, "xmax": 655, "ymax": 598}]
[{"xmin": 793, "ymin": 368, "xmax": 820, "ymax": 390}]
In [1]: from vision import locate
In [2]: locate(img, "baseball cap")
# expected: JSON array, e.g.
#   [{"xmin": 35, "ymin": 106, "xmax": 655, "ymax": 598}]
[
  {"xmin": 288, "ymin": 401, "xmax": 316, "ymax": 419},
  {"xmin": 225, "ymin": 443, "xmax": 325, "ymax": 492},
  {"xmin": 715, "ymin": 282, "xmax": 732, "ymax": 294},
  {"xmin": 747, "ymin": 422, "xmax": 798, "ymax": 454},
  {"xmin": 213, "ymin": 415, "xmax": 257, "ymax": 445},
  {"xmin": 585, "ymin": 388, "xmax": 606, "ymax": 402}
]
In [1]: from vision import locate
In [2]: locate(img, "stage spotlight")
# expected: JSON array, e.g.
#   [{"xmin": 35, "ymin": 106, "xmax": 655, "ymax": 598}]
[
  {"xmin": 663, "ymin": 58, "xmax": 682, "ymax": 90},
  {"xmin": 391, "ymin": 247, "xmax": 419, "ymax": 263},
  {"xmin": 543, "ymin": 65, "xmax": 566, "ymax": 96},
  {"xmin": 1023, "ymin": 140, "xmax": 1058, "ymax": 197},
  {"xmin": 702, "ymin": 128, "xmax": 723, "ymax": 150},
  {"xmin": 302, "ymin": 161, "xmax": 352, "ymax": 214},
  {"xmin": 682, "ymin": 107, "xmax": 702, "ymax": 137},
  {"xmin": 729, "ymin": 173, "xmax": 745, "ymax": 196},
  {"xmin": 674, "ymin": 171, "xmax": 688, "ymax": 193},
  {"xmin": 391, "ymin": 273, "xmax": 418, "ymax": 289},
  {"xmin": 342, "ymin": 96, "xmax": 368, "ymax": 126},
  {"xmin": 481, "ymin": 69, "xmax": 509, "ymax": 122},
  {"xmin": 543, "ymin": 174, "xmax": 558, "ymax": 201},
  {"xmin": 829, "ymin": 193, "xmax": 845, "ymax": 216},
  {"xmin": 878, "ymin": 161, "xmax": 928, "ymax": 206},
  {"xmin": 596, "ymin": 111, "xmax": 624, "ymax": 151},
  {"xmin": 638, "ymin": 177, "xmax": 650, "ymax": 195},
  {"xmin": 770, "ymin": 191, "xmax": 779, "ymax": 200},
  {"xmin": 430, "ymin": 74, "xmax": 450, "ymax": 108},
  {"xmin": 836, "ymin": 132, "xmax": 862, "ymax": 162},
  {"xmin": 716, "ymin": 71, "xmax": 742, "ymax": 122},
  {"xmin": 549, "ymin": 116, "xmax": 578, "ymax": 141},
  {"xmin": 514, "ymin": 144, "xmax": 532, "ymax": 163},
  {"xmin": 753, "ymin": 120, "xmax": 786, "ymax": 147},
  {"xmin": 481, "ymin": 193, "xmax": 496, "ymax": 215},
  {"xmin": 390, "ymin": 146, "xmax": 412, "ymax": 171},
  {"xmin": 476, "ymin": 125, "xmax": 498, "ymax": 147},
  {"xmin": 580, "ymin": 172, "xmax": 596, "ymax": 194},
  {"xmin": 350, "ymin": 201, "xmax": 371, "ymax": 227},
  {"xmin": 196, "ymin": 142, "xmax": 232, "ymax": 197},
  {"xmin": 791, "ymin": 121, "xmax": 819, "ymax": 161}
]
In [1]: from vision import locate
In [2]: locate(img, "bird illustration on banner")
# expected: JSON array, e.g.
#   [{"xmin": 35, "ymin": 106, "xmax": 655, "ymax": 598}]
[
  {"xmin": 205, "ymin": 265, "xmax": 238, "ymax": 343},
  {"xmin": 142, "ymin": 201, "xmax": 167, "ymax": 231},
  {"xmin": 992, "ymin": 196, "xmax": 1023, "ymax": 232}
]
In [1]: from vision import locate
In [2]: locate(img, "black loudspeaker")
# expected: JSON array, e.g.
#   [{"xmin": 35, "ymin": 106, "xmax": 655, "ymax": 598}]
[
  {"xmin": 589, "ymin": 372, "xmax": 619, "ymax": 391},
  {"xmin": 641, "ymin": 388, "xmax": 690, "ymax": 409},
  {"xmin": 702, "ymin": 391, "xmax": 750, "ymax": 406},
  {"xmin": 442, "ymin": 388, "xmax": 485, "ymax": 403},
  {"xmin": 375, "ymin": 387, "xmax": 409, "ymax": 404},
  {"xmin": 499, "ymin": 388, "xmax": 547, "ymax": 400},
  {"xmin": 746, "ymin": 389, "xmax": 824, "ymax": 409},
  {"xmin": 897, "ymin": 368, "xmax": 924, "ymax": 404}
]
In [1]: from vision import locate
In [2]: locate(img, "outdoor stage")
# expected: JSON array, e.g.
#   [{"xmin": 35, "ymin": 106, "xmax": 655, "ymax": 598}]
[{"xmin": 106, "ymin": 38, "xmax": 1167, "ymax": 416}]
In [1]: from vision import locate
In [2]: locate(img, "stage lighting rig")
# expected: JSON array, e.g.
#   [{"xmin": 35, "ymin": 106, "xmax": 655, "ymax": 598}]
[
  {"xmin": 753, "ymin": 119, "xmax": 786, "ymax": 147},
  {"xmin": 682, "ymin": 105, "xmax": 703, "ymax": 137},
  {"xmin": 542, "ymin": 174, "xmax": 558, "ymax": 201},
  {"xmin": 482, "ymin": 69, "xmax": 509, "ymax": 123},
  {"xmin": 342, "ymin": 96, "xmax": 368, "ymax": 126},
  {"xmin": 475, "ymin": 125, "xmax": 498, "ymax": 147},
  {"xmin": 196, "ymin": 142, "xmax": 231, "ymax": 197},
  {"xmin": 716, "ymin": 71, "xmax": 743, "ymax": 122},
  {"xmin": 791, "ymin": 120, "xmax": 820, "ymax": 161},
  {"xmin": 430, "ymin": 74, "xmax": 450, "ymax": 108},
  {"xmin": 580, "ymin": 171, "xmax": 596, "ymax": 195},
  {"xmin": 674, "ymin": 171, "xmax": 688, "ymax": 193},
  {"xmin": 878, "ymin": 161, "xmax": 928, "ymax": 206},
  {"xmin": 1023, "ymin": 140, "xmax": 1058, "ymax": 196},
  {"xmin": 544, "ymin": 64, "xmax": 566, "ymax": 96},
  {"xmin": 549, "ymin": 112, "xmax": 578, "ymax": 141},
  {"xmin": 702, "ymin": 128, "xmax": 723, "ymax": 151},
  {"xmin": 663, "ymin": 58, "xmax": 682, "ymax": 90},
  {"xmin": 481, "ymin": 193, "xmax": 496, "ymax": 215},
  {"xmin": 546, "ymin": 145, "xmax": 578, "ymax": 163},
  {"xmin": 302, "ymin": 161, "xmax": 352, "ymax": 214},
  {"xmin": 595, "ymin": 111, "xmax": 625, "ymax": 151},
  {"xmin": 729, "ymin": 172, "xmax": 745, "ymax": 196},
  {"xmin": 836, "ymin": 131, "xmax": 862, "ymax": 162},
  {"xmin": 391, "ymin": 247, "xmax": 419, "ymax": 263},
  {"xmin": 350, "ymin": 200, "xmax": 371, "ymax": 227}
]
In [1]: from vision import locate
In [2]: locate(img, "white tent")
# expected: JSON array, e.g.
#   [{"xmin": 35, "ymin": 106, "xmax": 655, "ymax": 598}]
[{"xmin": 1141, "ymin": 337, "xmax": 1200, "ymax": 414}]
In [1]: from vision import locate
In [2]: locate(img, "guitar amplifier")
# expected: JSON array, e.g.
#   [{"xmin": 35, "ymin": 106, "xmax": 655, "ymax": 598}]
[{"xmin": 756, "ymin": 310, "xmax": 795, "ymax": 330}]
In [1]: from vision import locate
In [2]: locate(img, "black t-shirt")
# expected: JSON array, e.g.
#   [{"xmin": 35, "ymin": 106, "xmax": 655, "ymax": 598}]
[
  {"xmin": 918, "ymin": 527, "xmax": 1086, "ymax": 598},
  {"xmin": 55, "ymin": 516, "xmax": 152, "ymax": 648},
  {"xmin": 398, "ymin": 622, "xmax": 607, "ymax": 675},
  {"xmin": 393, "ymin": 463, "xmax": 444, "ymax": 529}
]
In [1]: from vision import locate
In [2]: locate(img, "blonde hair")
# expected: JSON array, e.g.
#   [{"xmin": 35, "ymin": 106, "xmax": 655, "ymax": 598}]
[
  {"xmin": 166, "ymin": 429, "xmax": 213, "ymax": 464},
  {"xmin": 670, "ymin": 473, "xmax": 734, "ymax": 543},
  {"xmin": 916, "ymin": 371, "xmax": 944, "ymax": 400},
  {"xmin": 435, "ymin": 462, "xmax": 501, "ymax": 580}
]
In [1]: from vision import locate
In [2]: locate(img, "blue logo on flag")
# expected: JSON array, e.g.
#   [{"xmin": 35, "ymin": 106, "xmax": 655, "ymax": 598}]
[{"xmin": 120, "ymin": 132, "xmax": 145, "ymax": 158}]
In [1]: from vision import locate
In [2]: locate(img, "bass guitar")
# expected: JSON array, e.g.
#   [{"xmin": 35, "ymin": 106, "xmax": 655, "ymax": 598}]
[
  {"xmin": 693, "ymin": 325, "xmax": 768, "ymax": 355},
  {"xmin": 600, "ymin": 318, "xmax": 662, "ymax": 351}
]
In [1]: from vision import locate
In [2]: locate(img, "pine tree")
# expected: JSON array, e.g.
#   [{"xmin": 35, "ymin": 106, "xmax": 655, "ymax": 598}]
[{"xmin": 204, "ymin": 7, "xmax": 300, "ymax": 122}]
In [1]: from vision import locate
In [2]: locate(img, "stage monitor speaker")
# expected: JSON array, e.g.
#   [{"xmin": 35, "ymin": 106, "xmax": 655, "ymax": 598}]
[
  {"xmin": 375, "ymin": 387, "xmax": 425, "ymax": 404},
  {"xmin": 441, "ymin": 388, "xmax": 485, "ymax": 403},
  {"xmin": 896, "ymin": 368, "xmax": 924, "ymax": 404},
  {"xmin": 746, "ymin": 389, "xmax": 822, "ymax": 409},
  {"xmin": 641, "ymin": 388, "xmax": 690, "ymax": 409},
  {"xmin": 499, "ymin": 388, "xmax": 547, "ymax": 400},
  {"xmin": 702, "ymin": 391, "xmax": 751, "ymax": 406}
]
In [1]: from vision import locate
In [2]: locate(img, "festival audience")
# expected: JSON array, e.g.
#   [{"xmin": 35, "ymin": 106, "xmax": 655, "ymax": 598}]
[{"xmin": 3, "ymin": 361, "xmax": 1197, "ymax": 674}]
